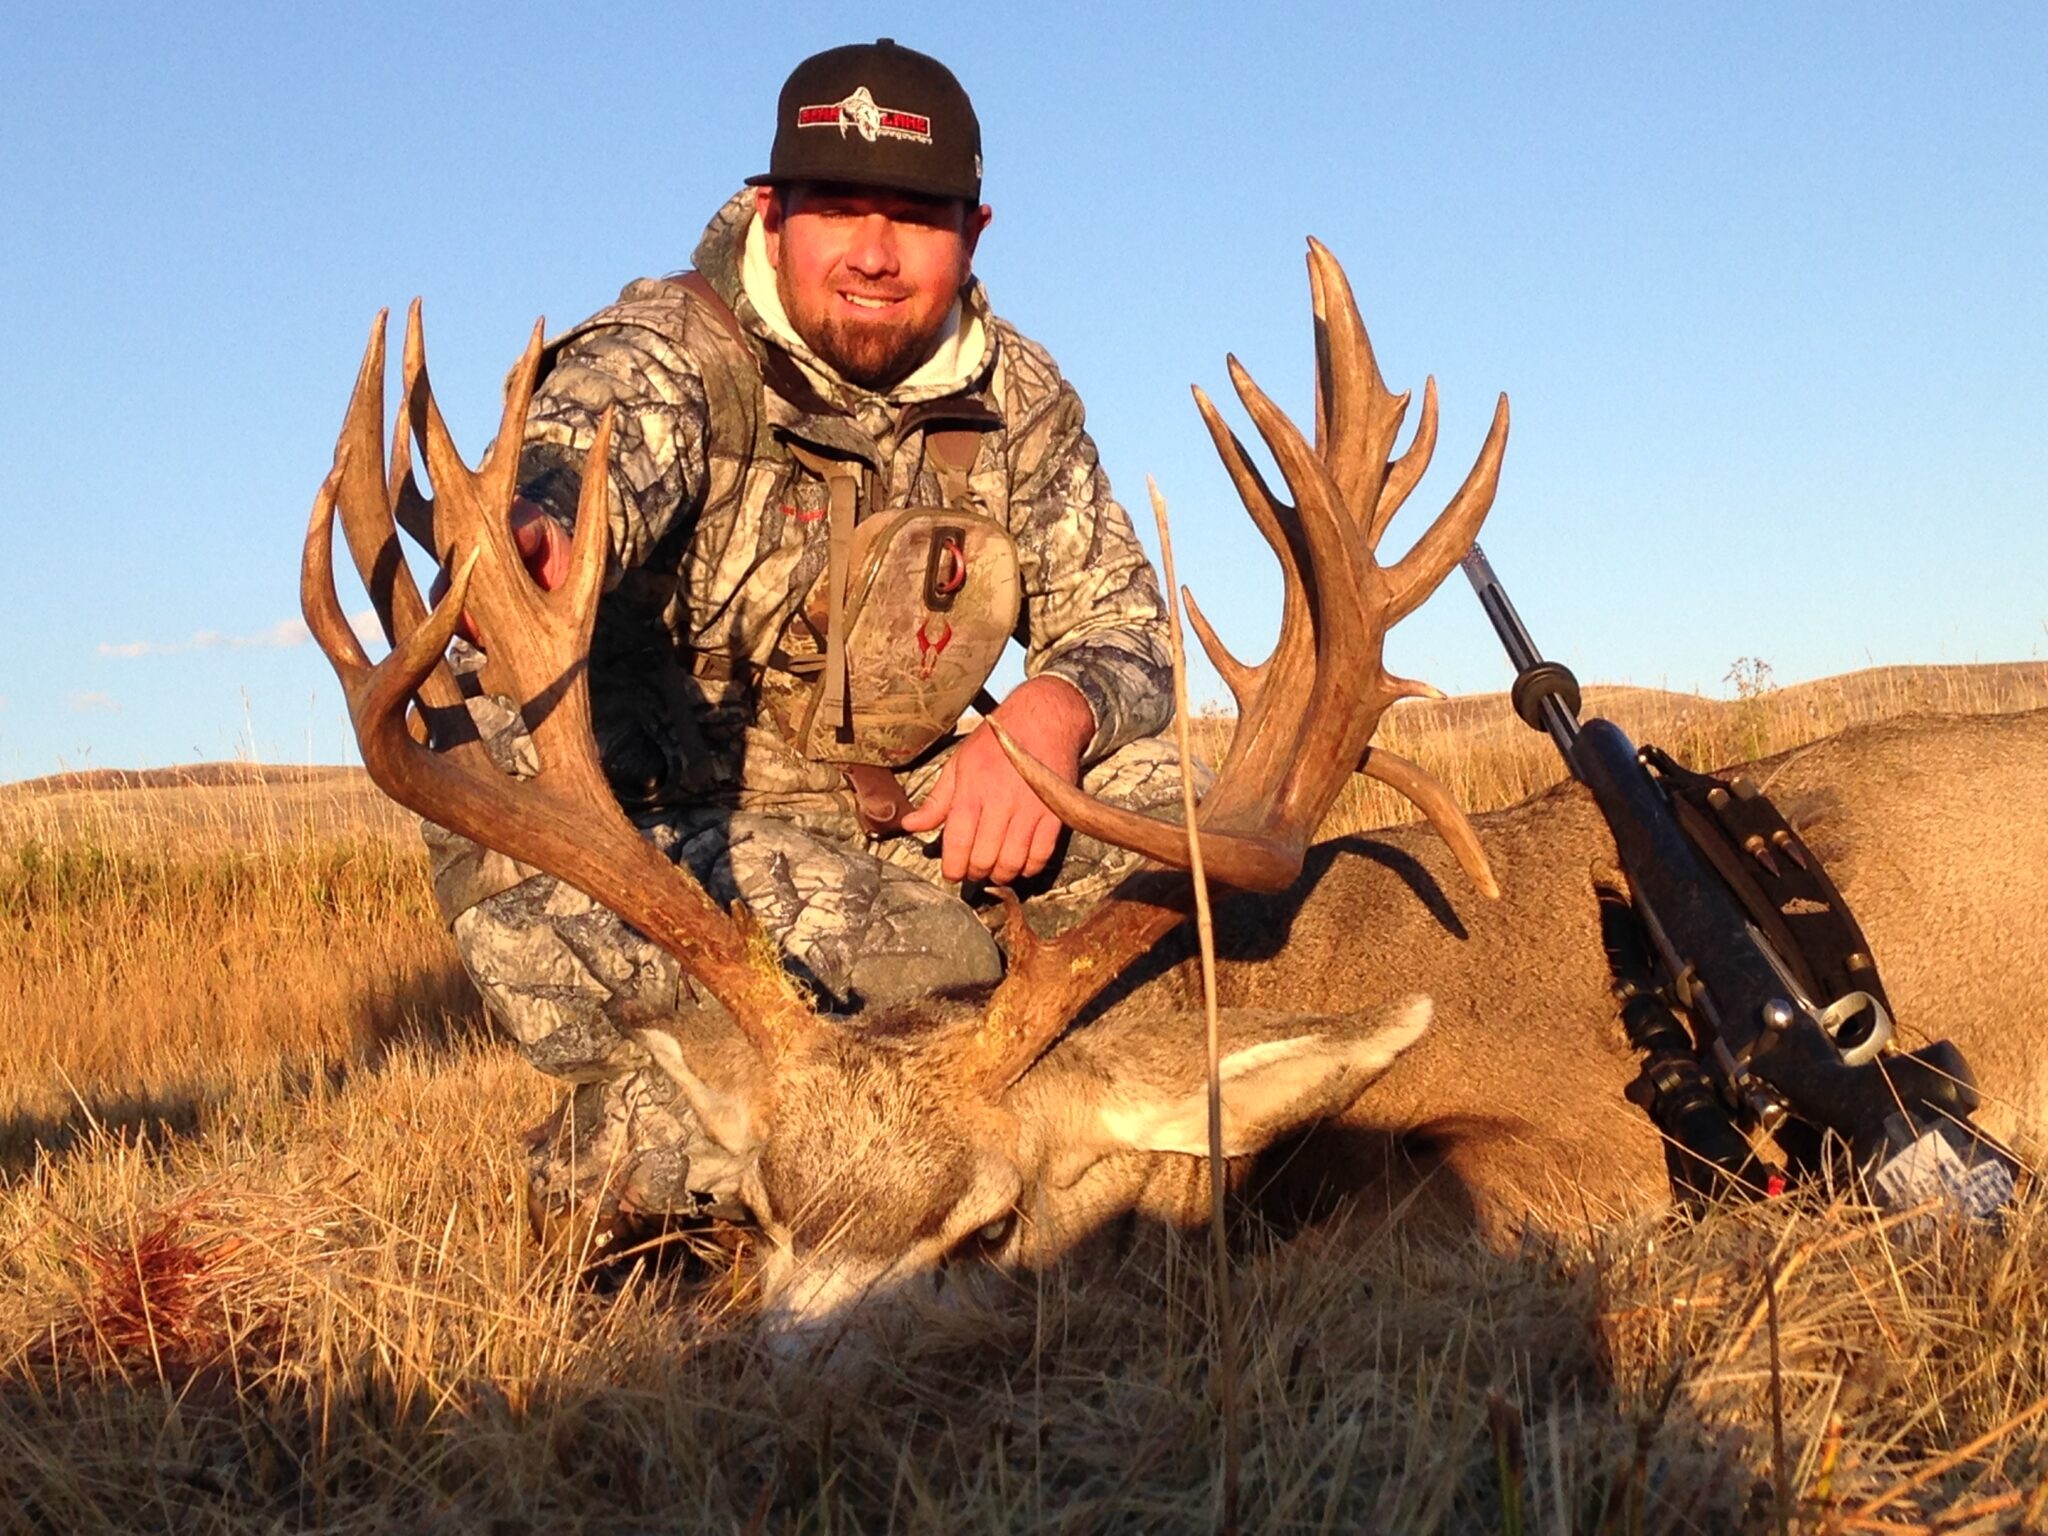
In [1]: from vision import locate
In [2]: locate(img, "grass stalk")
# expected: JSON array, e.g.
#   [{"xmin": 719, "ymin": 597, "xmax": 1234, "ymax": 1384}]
[{"xmin": 1150, "ymin": 476, "xmax": 1240, "ymax": 1534}]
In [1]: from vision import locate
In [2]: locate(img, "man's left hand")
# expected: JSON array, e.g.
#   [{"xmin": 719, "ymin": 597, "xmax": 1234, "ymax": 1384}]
[{"xmin": 899, "ymin": 676, "xmax": 1094, "ymax": 885}]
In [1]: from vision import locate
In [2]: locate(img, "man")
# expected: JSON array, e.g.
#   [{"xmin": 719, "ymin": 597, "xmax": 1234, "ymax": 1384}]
[{"xmin": 430, "ymin": 40, "xmax": 1179, "ymax": 1236}]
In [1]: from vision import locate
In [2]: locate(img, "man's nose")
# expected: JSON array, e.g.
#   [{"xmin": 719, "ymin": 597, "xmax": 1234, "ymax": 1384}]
[{"xmin": 843, "ymin": 214, "xmax": 900, "ymax": 276}]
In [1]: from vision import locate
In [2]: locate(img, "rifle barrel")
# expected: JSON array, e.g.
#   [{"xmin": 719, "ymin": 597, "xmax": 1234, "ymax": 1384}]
[
  {"xmin": 1461, "ymin": 544, "xmax": 1543, "ymax": 675},
  {"xmin": 1461, "ymin": 544, "xmax": 1583, "ymax": 759}
]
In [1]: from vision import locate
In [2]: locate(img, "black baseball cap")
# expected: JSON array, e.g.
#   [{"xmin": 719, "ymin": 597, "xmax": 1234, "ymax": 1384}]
[{"xmin": 747, "ymin": 39, "xmax": 983, "ymax": 203}]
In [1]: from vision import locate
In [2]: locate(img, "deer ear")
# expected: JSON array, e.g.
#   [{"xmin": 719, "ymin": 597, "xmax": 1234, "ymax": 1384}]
[
  {"xmin": 632, "ymin": 1025, "xmax": 766, "ymax": 1156},
  {"xmin": 1088, "ymin": 996, "xmax": 1431, "ymax": 1160}
]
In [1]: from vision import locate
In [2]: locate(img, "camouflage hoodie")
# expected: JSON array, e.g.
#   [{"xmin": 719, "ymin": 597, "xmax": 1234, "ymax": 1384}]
[{"xmin": 516, "ymin": 191, "xmax": 1172, "ymax": 815}]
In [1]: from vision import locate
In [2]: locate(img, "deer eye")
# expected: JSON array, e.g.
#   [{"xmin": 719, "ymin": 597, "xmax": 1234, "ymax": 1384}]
[{"xmin": 943, "ymin": 1210, "xmax": 1016, "ymax": 1268}]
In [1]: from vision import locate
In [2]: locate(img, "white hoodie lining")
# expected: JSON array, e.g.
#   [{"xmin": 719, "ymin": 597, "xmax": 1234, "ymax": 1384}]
[{"xmin": 741, "ymin": 214, "xmax": 988, "ymax": 396}]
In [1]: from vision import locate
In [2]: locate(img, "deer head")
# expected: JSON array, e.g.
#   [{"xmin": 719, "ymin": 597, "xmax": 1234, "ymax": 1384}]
[{"xmin": 302, "ymin": 242, "xmax": 1508, "ymax": 1329}]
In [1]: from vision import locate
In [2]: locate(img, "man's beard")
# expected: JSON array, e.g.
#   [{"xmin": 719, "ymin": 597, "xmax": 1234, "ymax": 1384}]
[
  {"xmin": 778, "ymin": 272, "xmax": 944, "ymax": 392},
  {"xmin": 806, "ymin": 314, "xmax": 932, "ymax": 391}
]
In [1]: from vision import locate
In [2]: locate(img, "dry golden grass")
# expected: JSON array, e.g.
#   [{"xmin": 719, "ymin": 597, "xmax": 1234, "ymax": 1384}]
[
  {"xmin": 1316, "ymin": 660, "xmax": 2048, "ymax": 838},
  {"xmin": 0, "ymin": 778, "xmax": 466, "ymax": 1168},
  {"xmin": 0, "ymin": 764, "xmax": 412, "ymax": 853},
  {"xmin": 3, "ymin": 666, "xmax": 2045, "ymax": 1532}
]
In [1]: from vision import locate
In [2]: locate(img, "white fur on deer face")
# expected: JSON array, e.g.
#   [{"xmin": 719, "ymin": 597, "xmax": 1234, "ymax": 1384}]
[{"xmin": 639, "ymin": 996, "xmax": 1433, "ymax": 1332}]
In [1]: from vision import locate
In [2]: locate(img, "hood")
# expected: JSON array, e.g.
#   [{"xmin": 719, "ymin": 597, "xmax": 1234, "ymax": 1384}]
[{"xmin": 691, "ymin": 190, "xmax": 994, "ymax": 411}]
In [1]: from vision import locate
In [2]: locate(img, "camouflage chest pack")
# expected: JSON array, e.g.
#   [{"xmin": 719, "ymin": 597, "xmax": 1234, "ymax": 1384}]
[
  {"xmin": 756, "ymin": 439, "xmax": 1018, "ymax": 768},
  {"xmin": 638, "ymin": 273, "xmax": 1018, "ymax": 789}
]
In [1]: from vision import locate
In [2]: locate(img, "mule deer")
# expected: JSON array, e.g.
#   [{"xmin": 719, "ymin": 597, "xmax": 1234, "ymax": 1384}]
[{"xmin": 304, "ymin": 244, "xmax": 2046, "ymax": 1327}]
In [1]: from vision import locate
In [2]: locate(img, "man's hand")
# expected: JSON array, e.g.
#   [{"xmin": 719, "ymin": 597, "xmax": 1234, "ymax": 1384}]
[
  {"xmin": 429, "ymin": 498, "xmax": 573, "ymax": 646},
  {"xmin": 899, "ymin": 675, "xmax": 1095, "ymax": 885}
]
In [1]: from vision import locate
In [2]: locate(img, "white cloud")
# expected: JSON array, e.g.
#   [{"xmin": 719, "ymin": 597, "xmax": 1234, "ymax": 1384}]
[
  {"xmin": 98, "ymin": 610, "xmax": 382, "ymax": 658},
  {"xmin": 68, "ymin": 691, "xmax": 121, "ymax": 714}
]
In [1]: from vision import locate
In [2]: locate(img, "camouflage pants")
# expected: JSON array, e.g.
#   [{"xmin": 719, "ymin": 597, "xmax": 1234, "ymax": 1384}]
[{"xmin": 426, "ymin": 722, "xmax": 1192, "ymax": 1229}]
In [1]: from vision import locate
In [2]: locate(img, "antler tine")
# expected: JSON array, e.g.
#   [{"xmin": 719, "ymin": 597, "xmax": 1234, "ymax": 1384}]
[
  {"xmin": 1308, "ymin": 237, "xmax": 1408, "ymax": 527},
  {"xmin": 307, "ymin": 454, "xmax": 483, "ymax": 790},
  {"xmin": 1181, "ymin": 589, "xmax": 1257, "ymax": 716},
  {"xmin": 1188, "ymin": 381, "xmax": 1314, "ymax": 773},
  {"xmin": 479, "ymin": 318, "xmax": 549, "ymax": 513},
  {"xmin": 1360, "ymin": 748, "xmax": 1499, "ymax": 899},
  {"xmin": 1371, "ymin": 375, "xmax": 1438, "ymax": 548},
  {"xmin": 1384, "ymin": 391, "xmax": 1508, "ymax": 625},
  {"xmin": 1191, "ymin": 382, "xmax": 1307, "ymax": 600},
  {"xmin": 304, "ymin": 310, "xmax": 824, "ymax": 1064},
  {"xmin": 304, "ymin": 446, "xmax": 481, "ymax": 772},
  {"xmin": 971, "ymin": 867, "xmax": 1195, "ymax": 1096},
  {"xmin": 1312, "ymin": 242, "xmax": 1451, "ymax": 557},
  {"xmin": 302, "ymin": 459, "xmax": 373, "ymax": 675},
  {"xmin": 386, "ymin": 408, "xmax": 433, "ymax": 554},
  {"xmin": 1311, "ymin": 239, "xmax": 1459, "ymax": 562},
  {"xmin": 993, "ymin": 720, "xmax": 1298, "ymax": 890},
  {"xmin": 330, "ymin": 310, "xmax": 470, "ymax": 727},
  {"xmin": 976, "ymin": 240, "xmax": 1506, "ymax": 1095},
  {"xmin": 1220, "ymin": 353, "xmax": 1386, "ymax": 823},
  {"xmin": 403, "ymin": 304, "xmax": 568, "ymax": 711},
  {"xmin": 404, "ymin": 301, "xmax": 517, "ymax": 579}
]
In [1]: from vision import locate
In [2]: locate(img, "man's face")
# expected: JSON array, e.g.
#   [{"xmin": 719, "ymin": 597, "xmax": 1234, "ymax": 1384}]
[{"xmin": 758, "ymin": 182, "xmax": 992, "ymax": 392}]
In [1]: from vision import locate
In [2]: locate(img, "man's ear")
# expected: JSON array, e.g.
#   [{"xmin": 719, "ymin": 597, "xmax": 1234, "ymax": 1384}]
[
  {"xmin": 1028, "ymin": 997, "xmax": 1432, "ymax": 1186},
  {"xmin": 962, "ymin": 201, "xmax": 993, "ymax": 262},
  {"xmin": 755, "ymin": 185, "xmax": 784, "ymax": 268}
]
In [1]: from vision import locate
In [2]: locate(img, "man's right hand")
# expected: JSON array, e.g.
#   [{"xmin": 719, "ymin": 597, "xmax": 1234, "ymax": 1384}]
[{"xmin": 430, "ymin": 498, "xmax": 573, "ymax": 646}]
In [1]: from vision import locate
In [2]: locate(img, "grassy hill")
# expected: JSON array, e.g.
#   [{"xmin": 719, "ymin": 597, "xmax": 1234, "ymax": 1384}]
[{"xmin": 9, "ymin": 660, "xmax": 2042, "ymax": 853}]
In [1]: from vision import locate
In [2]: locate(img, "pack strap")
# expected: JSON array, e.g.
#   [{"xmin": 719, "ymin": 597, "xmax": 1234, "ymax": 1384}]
[
  {"xmin": 925, "ymin": 426, "xmax": 980, "ymax": 508},
  {"xmin": 781, "ymin": 441, "xmax": 861, "ymax": 745},
  {"xmin": 662, "ymin": 269, "xmax": 747, "ymax": 348},
  {"xmin": 656, "ymin": 269, "xmax": 845, "ymax": 420}
]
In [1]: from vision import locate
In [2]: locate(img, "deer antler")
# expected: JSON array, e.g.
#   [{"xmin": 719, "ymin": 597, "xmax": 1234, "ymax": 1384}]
[
  {"xmin": 972, "ymin": 240, "xmax": 1505, "ymax": 1092},
  {"xmin": 301, "ymin": 304, "xmax": 821, "ymax": 1061}
]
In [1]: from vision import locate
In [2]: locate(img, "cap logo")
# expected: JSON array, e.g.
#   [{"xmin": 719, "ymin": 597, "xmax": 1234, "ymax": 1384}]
[{"xmin": 796, "ymin": 85, "xmax": 932, "ymax": 147}]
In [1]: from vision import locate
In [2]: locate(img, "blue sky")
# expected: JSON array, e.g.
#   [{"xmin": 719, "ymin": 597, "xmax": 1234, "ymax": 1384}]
[{"xmin": 2, "ymin": 2, "xmax": 2042, "ymax": 778}]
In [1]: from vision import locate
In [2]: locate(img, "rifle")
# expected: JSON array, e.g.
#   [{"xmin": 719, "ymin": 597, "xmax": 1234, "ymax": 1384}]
[{"xmin": 1461, "ymin": 545, "xmax": 2018, "ymax": 1218}]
